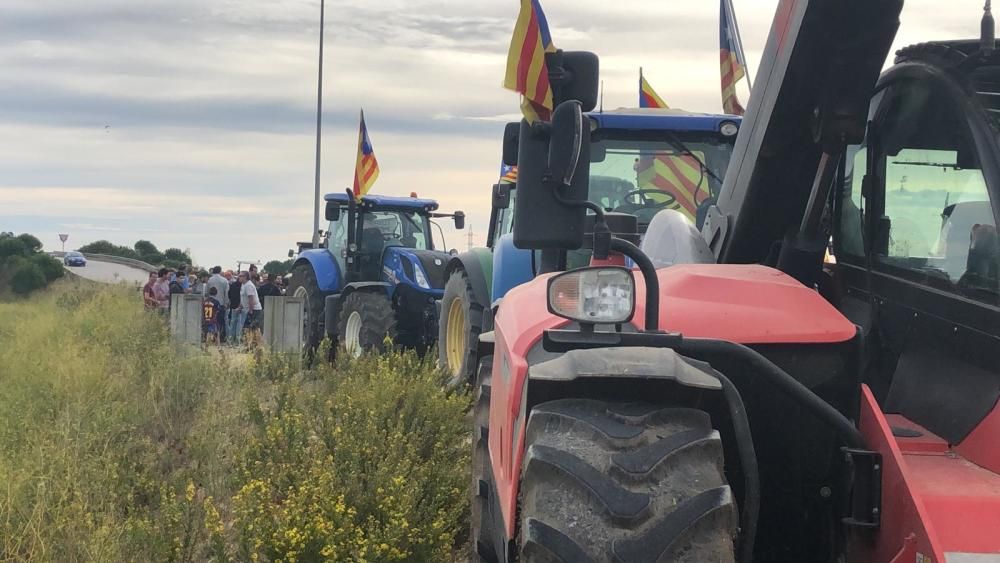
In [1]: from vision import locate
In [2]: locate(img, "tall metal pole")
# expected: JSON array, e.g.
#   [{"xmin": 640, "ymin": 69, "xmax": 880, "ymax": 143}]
[{"xmin": 311, "ymin": 0, "xmax": 326, "ymax": 248}]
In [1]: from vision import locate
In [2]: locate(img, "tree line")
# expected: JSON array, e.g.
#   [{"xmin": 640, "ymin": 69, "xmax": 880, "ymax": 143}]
[
  {"xmin": 0, "ymin": 232, "xmax": 64, "ymax": 296},
  {"xmin": 78, "ymin": 239, "xmax": 193, "ymax": 269}
]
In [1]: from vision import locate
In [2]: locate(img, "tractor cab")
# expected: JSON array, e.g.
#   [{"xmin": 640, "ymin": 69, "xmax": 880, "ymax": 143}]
[
  {"xmin": 323, "ymin": 192, "xmax": 463, "ymax": 291},
  {"xmin": 287, "ymin": 192, "xmax": 464, "ymax": 356}
]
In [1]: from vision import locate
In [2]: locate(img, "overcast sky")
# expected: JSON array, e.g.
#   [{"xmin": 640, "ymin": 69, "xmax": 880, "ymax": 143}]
[{"xmin": 0, "ymin": 0, "xmax": 986, "ymax": 268}]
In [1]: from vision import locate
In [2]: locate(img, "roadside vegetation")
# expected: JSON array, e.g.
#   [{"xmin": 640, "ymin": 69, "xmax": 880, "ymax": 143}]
[
  {"xmin": 0, "ymin": 281, "xmax": 470, "ymax": 562},
  {"xmin": 0, "ymin": 232, "xmax": 64, "ymax": 296},
  {"xmin": 78, "ymin": 239, "xmax": 194, "ymax": 270}
]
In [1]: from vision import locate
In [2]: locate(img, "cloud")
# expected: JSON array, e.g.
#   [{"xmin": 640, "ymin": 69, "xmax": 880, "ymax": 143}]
[{"xmin": 0, "ymin": 0, "xmax": 990, "ymax": 267}]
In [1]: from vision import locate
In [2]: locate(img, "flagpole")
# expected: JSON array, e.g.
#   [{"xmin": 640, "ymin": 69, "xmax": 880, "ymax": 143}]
[
  {"xmin": 726, "ymin": 0, "xmax": 752, "ymax": 90},
  {"xmin": 311, "ymin": 0, "xmax": 326, "ymax": 249}
]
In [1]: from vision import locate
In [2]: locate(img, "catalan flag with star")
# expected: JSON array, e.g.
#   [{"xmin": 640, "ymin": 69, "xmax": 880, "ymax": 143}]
[
  {"xmin": 504, "ymin": 0, "xmax": 557, "ymax": 123},
  {"xmin": 500, "ymin": 162, "xmax": 518, "ymax": 185},
  {"xmin": 352, "ymin": 109, "xmax": 380, "ymax": 199},
  {"xmin": 720, "ymin": 0, "xmax": 748, "ymax": 115},
  {"xmin": 639, "ymin": 68, "xmax": 669, "ymax": 109}
]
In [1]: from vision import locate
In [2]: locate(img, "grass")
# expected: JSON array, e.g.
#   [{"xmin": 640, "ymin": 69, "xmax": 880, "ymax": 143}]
[{"xmin": 0, "ymin": 282, "xmax": 470, "ymax": 562}]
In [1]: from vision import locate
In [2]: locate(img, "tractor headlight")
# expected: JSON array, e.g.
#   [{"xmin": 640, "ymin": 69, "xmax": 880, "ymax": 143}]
[
  {"xmin": 547, "ymin": 267, "xmax": 635, "ymax": 324},
  {"xmin": 413, "ymin": 262, "xmax": 430, "ymax": 289},
  {"xmin": 720, "ymin": 120, "xmax": 739, "ymax": 137}
]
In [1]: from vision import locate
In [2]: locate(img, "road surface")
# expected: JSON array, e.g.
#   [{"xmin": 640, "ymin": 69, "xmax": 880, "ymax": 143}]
[{"xmin": 65, "ymin": 260, "xmax": 151, "ymax": 285}]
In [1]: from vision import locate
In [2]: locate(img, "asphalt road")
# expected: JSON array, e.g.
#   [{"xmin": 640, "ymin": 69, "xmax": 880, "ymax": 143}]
[{"xmin": 64, "ymin": 259, "xmax": 151, "ymax": 285}]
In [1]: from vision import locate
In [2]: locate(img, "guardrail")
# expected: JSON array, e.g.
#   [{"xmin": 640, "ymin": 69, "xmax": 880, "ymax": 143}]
[{"xmin": 51, "ymin": 251, "xmax": 158, "ymax": 273}]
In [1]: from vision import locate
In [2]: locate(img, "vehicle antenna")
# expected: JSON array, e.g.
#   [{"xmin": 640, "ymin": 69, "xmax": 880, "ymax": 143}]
[{"xmin": 983, "ymin": 0, "xmax": 995, "ymax": 54}]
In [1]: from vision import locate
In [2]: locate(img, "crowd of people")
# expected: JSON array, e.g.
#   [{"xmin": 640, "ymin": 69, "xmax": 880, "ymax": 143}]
[{"xmin": 142, "ymin": 263, "xmax": 286, "ymax": 345}]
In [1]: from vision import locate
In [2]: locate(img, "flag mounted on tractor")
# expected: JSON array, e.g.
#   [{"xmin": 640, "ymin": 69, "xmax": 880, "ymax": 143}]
[
  {"xmin": 639, "ymin": 68, "xmax": 669, "ymax": 109},
  {"xmin": 720, "ymin": 0, "xmax": 749, "ymax": 115},
  {"xmin": 500, "ymin": 162, "xmax": 518, "ymax": 184},
  {"xmin": 353, "ymin": 109, "xmax": 380, "ymax": 199},
  {"xmin": 504, "ymin": 0, "xmax": 557, "ymax": 123}
]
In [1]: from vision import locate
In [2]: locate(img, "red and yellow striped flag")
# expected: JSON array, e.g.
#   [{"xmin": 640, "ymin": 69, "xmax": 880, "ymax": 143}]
[
  {"xmin": 639, "ymin": 70, "xmax": 669, "ymax": 109},
  {"xmin": 352, "ymin": 110, "xmax": 380, "ymax": 199},
  {"xmin": 720, "ymin": 0, "xmax": 747, "ymax": 115},
  {"xmin": 504, "ymin": 0, "xmax": 557, "ymax": 123},
  {"xmin": 634, "ymin": 152, "xmax": 705, "ymax": 221}
]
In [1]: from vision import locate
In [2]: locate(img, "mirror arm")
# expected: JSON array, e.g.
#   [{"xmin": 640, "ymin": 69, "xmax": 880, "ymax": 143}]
[{"xmin": 551, "ymin": 183, "xmax": 611, "ymax": 258}]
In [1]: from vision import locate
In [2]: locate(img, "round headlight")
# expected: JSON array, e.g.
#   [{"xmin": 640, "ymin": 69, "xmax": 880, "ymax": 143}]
[{"xmin": 720, "ymin": 121, "xmax": 739, "ymax": 137}]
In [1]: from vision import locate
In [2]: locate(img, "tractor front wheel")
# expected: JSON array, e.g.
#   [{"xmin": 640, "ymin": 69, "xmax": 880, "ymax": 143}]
[
  {"xmin": 519, "ymin": 399, "xmax": 737, "ymax": 563},
  {"xmin": 337, "ymin": 291, "xmax": 397, "ymax": 357},
  {"xmin": 287, "ymin": 263, "xmax": 325, "ymax": 352},
  {"xmin": 439, "ymin": 269, "xmax": 486, "ymax": 387}
]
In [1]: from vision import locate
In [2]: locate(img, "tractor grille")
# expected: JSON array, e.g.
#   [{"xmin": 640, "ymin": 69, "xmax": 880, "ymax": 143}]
[{"xmin": 409, "ymin": 250, "xmax": 450, "ymax": 289}]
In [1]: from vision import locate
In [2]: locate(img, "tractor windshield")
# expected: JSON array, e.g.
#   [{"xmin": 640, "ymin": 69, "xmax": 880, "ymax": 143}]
[
  {"xmin": 360, "ymin": 210, "xmax": 431, "ymax": 251},
  {"xmin": 590, "ymin": 132, "xmax": 734, "ymax": 225}
]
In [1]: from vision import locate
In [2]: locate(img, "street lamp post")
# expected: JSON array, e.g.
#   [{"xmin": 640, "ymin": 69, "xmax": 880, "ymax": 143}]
[{"xmin": 311, "ymin": 0, "xmax": 326, "ymax": 248}]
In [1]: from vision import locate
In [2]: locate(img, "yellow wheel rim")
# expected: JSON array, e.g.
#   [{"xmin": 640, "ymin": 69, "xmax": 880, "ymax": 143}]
[{"xmin": 446, "ymin": 298, "xmax": 467, "ymax": 376}]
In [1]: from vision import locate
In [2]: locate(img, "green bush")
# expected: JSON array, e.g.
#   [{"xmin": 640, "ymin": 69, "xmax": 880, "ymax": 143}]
[
  {"xmin": 0, "ymin": 287, "xmax": 472, "ymax": 561},
  {"xmin": 233, "ymin": 351, "xmax": 470, "ymax": 562},
  {"xmin": 30, "ymin": 253, "xmax": 64, "ymax": 282},
  {"xmin": 0, "ymin": 235, "xmax": 27, "ymax": 260},
  {"xmin": 9, "ymin": 261, "xmax": 46, "ymax": 295}
]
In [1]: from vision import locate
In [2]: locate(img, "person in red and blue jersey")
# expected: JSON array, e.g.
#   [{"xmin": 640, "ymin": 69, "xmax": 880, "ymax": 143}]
[{"xmin": 202, "ymin": 286, "xmax": 223, "ymax": 345}]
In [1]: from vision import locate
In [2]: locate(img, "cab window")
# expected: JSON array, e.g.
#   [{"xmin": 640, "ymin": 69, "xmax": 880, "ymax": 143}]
[{"xmin": 872, "ymin": 78, "xmax": 998, "ymax": 300}]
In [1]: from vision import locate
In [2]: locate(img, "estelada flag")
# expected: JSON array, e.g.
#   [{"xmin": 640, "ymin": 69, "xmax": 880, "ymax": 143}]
[
  {"xmin": 500, "ymin": 163, "xmax": 518, "ymax": 185},
  {"xmin": 353, "ymin": 109, "xmax": 380, "ymax": 199},
  {"xmin": 720, "ymin": 0, "xmax": 747, "ymax": 115},
  {"xmin": 639, "ymin": 69, "xmax": 669, "ymax": 109},
  {"xmin": 504, "ymin": 0, "xmax": 557, "ymax": 123}
]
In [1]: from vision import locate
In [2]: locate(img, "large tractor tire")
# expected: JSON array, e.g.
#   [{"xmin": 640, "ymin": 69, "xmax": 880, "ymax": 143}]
[
  {"xmin": 519, "ymin": 399, "xmax": 737, "ymax": 563},
  {"xmin": 337, "ymin": 291, "xmax": 397, "ymax": 357},
  {"xmin": 470, "ymin": 355, "xmax": 495, "ymax": 562},
  {"xmin": 287, "ymin": 263, "xmax": 325, "ymax": 351},
  {"xmin": 439, "ymin": 269, "xmax": 486, "ymax": 387}
]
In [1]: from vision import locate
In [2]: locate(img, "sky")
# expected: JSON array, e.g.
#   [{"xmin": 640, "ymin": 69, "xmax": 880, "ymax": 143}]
[{"xmin": 0, "ymin": 0, "xmax": 987, "ymax": 268}]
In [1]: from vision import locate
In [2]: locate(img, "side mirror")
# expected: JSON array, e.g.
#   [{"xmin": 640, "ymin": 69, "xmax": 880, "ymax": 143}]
[
  {"xmin": 492, "ymin": 183, "xmax": 512, "ymax": 209},
  {"xmin": 547, "ymin": 101, "xmax": 584, "ymax": 187},
  {"xmin": 502, "ymin": 122, "xmax": 519, "ymax": 166},
  {"xmin": 513, "ymin": 100, "xmax": 591, "ymax": 250},
  {"xmin": 325, "ymin": 202, "xmax": 340, "ymax": 221},
  {"xmin": 454, "ymin": 211, "xmax": 466, "ymax": 230},
  {"xmin": 287, "ymin": 249, "xmax": 295, "ymax": 258},
  {"xmin": 549, "ymin": 51, "xmax": 600, "ymax": 112}
]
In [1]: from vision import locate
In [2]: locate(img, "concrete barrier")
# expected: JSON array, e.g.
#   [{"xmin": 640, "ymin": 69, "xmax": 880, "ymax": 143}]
[
  {"xmin": 169, "ymin": 294, "xmax": 204, "ymax": 346},
  {"xmin": 262, "ymin": 296, "xmax": 305, "ymax": 352}
]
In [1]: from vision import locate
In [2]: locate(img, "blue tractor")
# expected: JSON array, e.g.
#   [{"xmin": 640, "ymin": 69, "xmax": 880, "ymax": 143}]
[
  {"xmin": 438, "ymin": 108, "xmax": 741, "ymax": 383},
  {"xmin": 287, "ymin": 191, "xmax": 465, "ymax": 355}
]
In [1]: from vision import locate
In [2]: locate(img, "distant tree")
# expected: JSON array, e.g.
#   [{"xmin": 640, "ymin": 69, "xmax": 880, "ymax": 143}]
[
  {"xmin": 0, "ymin": 235, "xmax": 27, "ymax": 260},
  {"xmin": 263, "ymin": 259, "xmax": 295, "ymax": 277},
  {"xmin": 0, "ymin": 233, "xmax": 63, "ymax": 296},
  {"xmin": 134, "ymin": 240, "xmax": 160, "ymax": 259},
  {"xmin": 78, "ymin": 240, "xmax": 140, "ymax": 259},
  {"xmin": 16, "ymin": 233, "xmax": 42, "ymax": 254}
]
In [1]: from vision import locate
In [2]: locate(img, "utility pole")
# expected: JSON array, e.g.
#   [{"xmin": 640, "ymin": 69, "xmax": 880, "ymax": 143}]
[
  {"xmin": 311, "ymin": 0, "xmax": 326, "ymax": 248},
  {"xmin": 467, "ymin": 226, "xmax": 475, "ymax": 251}
]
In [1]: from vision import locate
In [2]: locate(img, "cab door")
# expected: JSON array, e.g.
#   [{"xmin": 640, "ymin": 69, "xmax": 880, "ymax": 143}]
[{"xmin": 835, "ymin": 67, "xmax": 1000, "ymax": 444}]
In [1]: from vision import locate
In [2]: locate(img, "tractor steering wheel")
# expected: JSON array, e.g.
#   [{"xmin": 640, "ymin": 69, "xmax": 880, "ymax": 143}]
[{"xmin": 618, "ymin": 188, "xmax": 677, "ymax": 212}]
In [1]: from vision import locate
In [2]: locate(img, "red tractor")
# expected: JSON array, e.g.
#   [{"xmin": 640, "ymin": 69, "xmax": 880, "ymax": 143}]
[{"xmin": 470, "ymin": 0, "xmax": 1000, "ymax": 561}]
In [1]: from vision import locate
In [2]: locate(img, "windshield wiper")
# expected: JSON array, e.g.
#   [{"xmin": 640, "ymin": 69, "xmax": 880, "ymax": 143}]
[{"xmin": 663, "ymin": 133, "xmax": 725, "ymax": 186}]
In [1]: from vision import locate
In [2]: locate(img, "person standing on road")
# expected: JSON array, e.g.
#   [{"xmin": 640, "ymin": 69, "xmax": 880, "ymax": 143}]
[
  {"xmin": 142, "ymin": 272, "xmax": 157, "ymax": 310},
  {"xmin": 227, "ymin": 272, "xmax": 244, "ymax": 344},
  {"xmin": 240, "ymin": 271, "xmax": 263, "ymax": 347},
  {"xmin": 202, "ymin": 286, "xmax": 223, "ymax": 345},
  {"xmin": 206, "ymin": 266, "xmax": 230, "ymax": 342},
  {"xmin": 257, "ymin": 272, "xmax": 281, "ymax": 308},
  {"xmin": 153, "ymin": 268, "xmax": 171, "ymax": 314}
]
